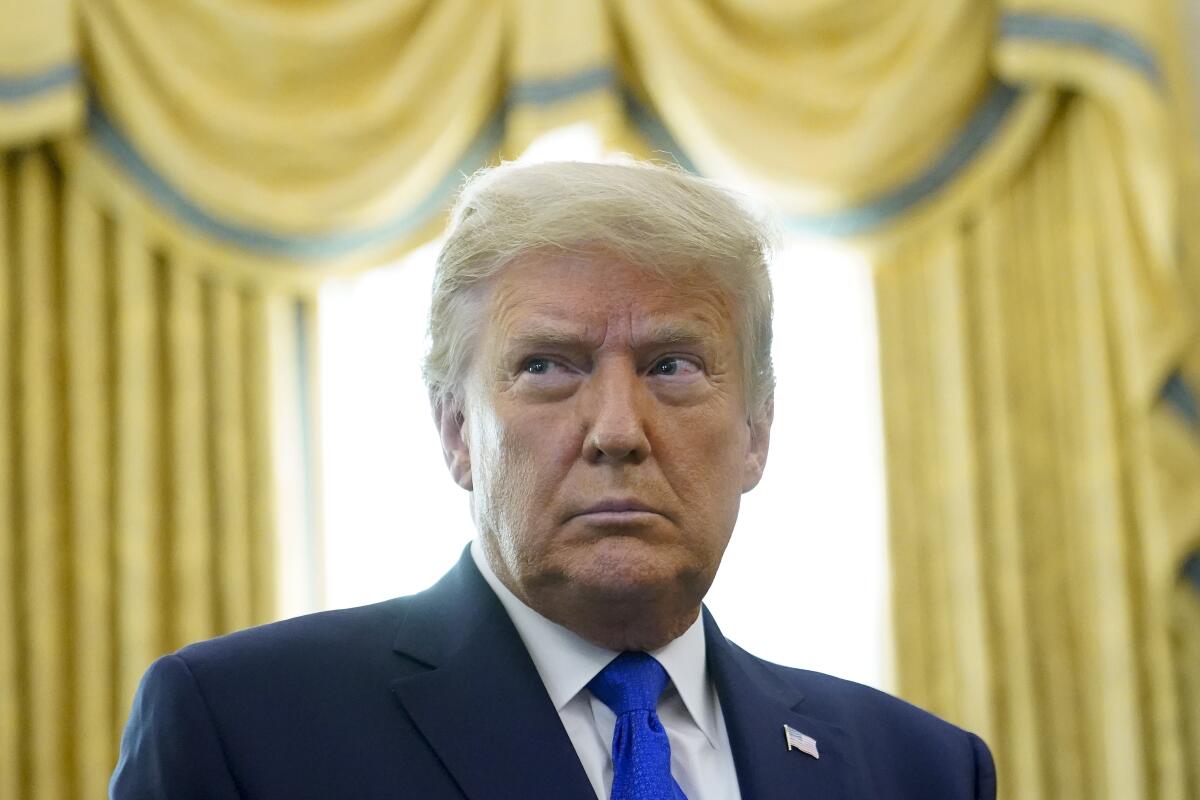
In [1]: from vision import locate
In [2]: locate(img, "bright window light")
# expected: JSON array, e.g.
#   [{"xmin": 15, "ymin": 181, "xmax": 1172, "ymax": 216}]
[{"xmin": 316, "ymin": 127, "xmax": 891, "ymax": 690}]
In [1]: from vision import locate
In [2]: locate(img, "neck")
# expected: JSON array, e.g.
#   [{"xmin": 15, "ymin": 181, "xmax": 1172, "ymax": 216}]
[
  {"xmin": 545, "ymin": 602, "xmax": 701, "ymax": 652},
  {"xmin": 509, "ymin": 572, "xmax": 702, "ymax": 651},
  {"xmin": 474, "ymin": 536, "xmax": 707, "ymax": 652}
]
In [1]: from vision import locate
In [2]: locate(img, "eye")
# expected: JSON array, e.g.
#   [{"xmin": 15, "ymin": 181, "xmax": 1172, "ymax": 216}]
[
  {"xmin": 523, "ymin": 357, "xmax": 554, "ymax": 375},
  {"xmin": 515, "ymin": 356, "xmax": 580, "ymax": 398},
  {"xmin": 520, "ymin": 356, "xmax": 577, "ymax": 379},
  {"xmin": 649, "ymin": 356, "xmax": 701, "ymax": 377}
]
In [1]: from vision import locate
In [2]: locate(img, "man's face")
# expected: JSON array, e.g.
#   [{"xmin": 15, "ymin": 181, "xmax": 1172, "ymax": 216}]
[{"xmin": 437, "ymin": 254, "xmax": 771, "ymax": 650}]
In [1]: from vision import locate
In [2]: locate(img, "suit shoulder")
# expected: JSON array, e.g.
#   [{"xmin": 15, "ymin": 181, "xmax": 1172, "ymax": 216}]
[
  {"xmin": 748, "ymin": 656, "xmax": 995, "ymax": 798},
  {"xmin": 746, "ymin": 651, "xmax": 990, "ymax": 752},
  {"xmin": 759, "ymin": 656, "xmax": 967, "ymax": 735},
  {"xmin": 172, "ymin": 595, "xmax": 413, "ymax": 677}
]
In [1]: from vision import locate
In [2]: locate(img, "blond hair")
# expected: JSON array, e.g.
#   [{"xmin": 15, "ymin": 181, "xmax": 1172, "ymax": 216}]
[{"xmin": 425, "ymin": 160, "xmax": 775, "ymax": 414}]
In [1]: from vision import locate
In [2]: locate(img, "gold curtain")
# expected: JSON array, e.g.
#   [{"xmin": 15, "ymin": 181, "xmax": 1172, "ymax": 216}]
[
  {"xmin": 3, "ymin": 2, "xmax": 1199, "ymax": 799},
  {"xmin": 0, "ymin": 146, "xmax": 282, "ymax": 799},
  {"xmin": 875, "ymin": 98, "xmax": 1200, "ymax": 798},
  {"xmin": 1171, "ymin": 564, "xmax": 1200, "ymax": 794},
  {"xmin": 864, "ymin": 2, "xmax": 1200, "ymax": 798}
]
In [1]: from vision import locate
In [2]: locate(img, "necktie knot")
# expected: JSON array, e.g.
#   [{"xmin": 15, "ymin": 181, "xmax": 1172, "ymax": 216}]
[{"xmin": 587, "ymin": 652, "xmax": 670, "ymax": 716}]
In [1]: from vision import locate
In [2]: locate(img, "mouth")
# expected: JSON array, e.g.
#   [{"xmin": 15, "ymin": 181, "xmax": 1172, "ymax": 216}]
[{"xmin": 568, "ymin": 499, "xmax": 665, "ymax": 522}]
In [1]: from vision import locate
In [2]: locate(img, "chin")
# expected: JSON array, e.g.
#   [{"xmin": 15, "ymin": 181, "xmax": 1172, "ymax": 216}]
[
  {"xmin": 579, "ymin": 533, "xmax": 678, "ymax": 574},
  {"xmin": 556, "ymin": 536, "xmax": 709, "ymax": 606},
  {"xmin": 518, "ymin": 539, "xmax": 713, "ymax": 651}
]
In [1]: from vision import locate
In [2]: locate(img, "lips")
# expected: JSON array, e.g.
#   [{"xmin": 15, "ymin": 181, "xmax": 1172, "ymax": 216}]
[{"xmin": 569, "ymin": 498, "xmax": 662, "ymax": 519}]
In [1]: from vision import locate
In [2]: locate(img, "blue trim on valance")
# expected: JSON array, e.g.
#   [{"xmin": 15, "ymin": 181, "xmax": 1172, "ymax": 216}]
[
  {"xmin": 86, "ymin": 98, "xmax": 504, "ymax": 260},
  {"xmin": 507, "ymin": 66, "xmax": 616, "ymax": 107},
  {"xmin": 1183, "ymin": 552, "xmax": 1200, "ymax": 595},
  {"xmin": 999, "ymin": 13, "xmax": 1162, "ymax": 86},
  {"xmin": 788, "ymin": 81, "xmax": 1022, "ymax": 236},
  {"xmin": 1163, "ymin": 372, "xmax": 1200, "ymax": 432},
  {"xmin": 0, "ymin": 62, "xmax": 80, "ymax": 102},
  {"xmin": 622, "ymin": 91, "xmax": 699, "ymax": 173}
]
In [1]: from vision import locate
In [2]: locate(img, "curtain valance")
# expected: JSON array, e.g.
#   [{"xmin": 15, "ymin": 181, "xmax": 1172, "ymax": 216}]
[
  {"xmin": 0, "ymin": 0, "xmax": 80, "ymax": 147},
  {"xmin": 0, "ymin": 1, "xmax": 1183, "ymax": 284}
]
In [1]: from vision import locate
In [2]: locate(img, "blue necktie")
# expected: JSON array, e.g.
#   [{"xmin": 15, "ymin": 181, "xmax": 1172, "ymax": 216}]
[{"xmin": 587, "ymin": 652, "xmax": 688, "ymax": 800}]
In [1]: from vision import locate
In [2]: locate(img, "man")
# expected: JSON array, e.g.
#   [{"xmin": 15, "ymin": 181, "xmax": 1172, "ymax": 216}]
[{"xmin": 111, "ymin": 161, "xmax": 995, "ymax": 799}]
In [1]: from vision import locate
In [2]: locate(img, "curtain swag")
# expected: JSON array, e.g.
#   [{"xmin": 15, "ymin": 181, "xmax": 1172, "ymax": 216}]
[{"xmin": 0, "ymin": 3, "xmax": 1179, "ymax": 271}]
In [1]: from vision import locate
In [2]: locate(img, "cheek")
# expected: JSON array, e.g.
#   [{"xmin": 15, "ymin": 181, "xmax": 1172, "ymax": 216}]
[
  {"xmin": 689, "ymin": 404, "xmax": 749, "ymax": 457},
  {"xmin": 657, "ymin": 410, "xmax": 749, "ymax": 504},
  {"xmin": 472, "ymin": 407, "xmax": 576, "ymax": 530}
]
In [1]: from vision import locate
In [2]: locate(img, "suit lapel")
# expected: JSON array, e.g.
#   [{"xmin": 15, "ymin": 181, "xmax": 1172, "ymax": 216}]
[
  {"xmin": 705, "ymin": 610, "xmax": 863, "ymax": 800},
  {"xmin": 389, "ymin": 550, "xmax": 595, "ymax": 800},
  {"xmin": 390, "ymin": 552, "xmax": 865, "ymax": 799}
]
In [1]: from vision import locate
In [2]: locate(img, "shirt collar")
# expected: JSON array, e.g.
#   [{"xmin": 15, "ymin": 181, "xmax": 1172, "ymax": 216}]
[{"xmin": 470, "ymin": 539, "xmax": 721, "ymax": 747}]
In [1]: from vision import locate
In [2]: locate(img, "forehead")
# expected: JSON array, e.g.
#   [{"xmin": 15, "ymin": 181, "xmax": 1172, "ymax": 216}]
[{"xmin": 483, "ymin": 254, "xmax": 737, "ymax": 345}]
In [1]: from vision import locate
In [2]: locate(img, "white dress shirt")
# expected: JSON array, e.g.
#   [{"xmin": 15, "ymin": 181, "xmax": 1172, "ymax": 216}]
[{"xmin": 470, "ymin": 541, "xmax": 742, "ymax": 800}]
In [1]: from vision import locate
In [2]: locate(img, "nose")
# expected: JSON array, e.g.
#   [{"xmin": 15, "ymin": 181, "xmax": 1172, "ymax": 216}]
[{"xmin": 581, "ymin": 360, "xmax": 651, "ymax": 464}]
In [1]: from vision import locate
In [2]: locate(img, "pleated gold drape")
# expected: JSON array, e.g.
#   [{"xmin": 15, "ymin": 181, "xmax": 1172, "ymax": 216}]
[
  {"xmin": 1172, "ymin": 562, "xmax": 1200, "ymax": 793},
  {"xmin": 875, "ymin": 98, "xmax": 1200, "ymax": 799},
  {"xmin": 0, "ymin": 146, "xmax": 281, "ymax": 799},
  {"xmin": 867, "ymin": 1, "xmax": 1200, "ymax": 796},
  {"xmin": 3, "ymin": 2, "xmax": 1199, "ymax": 799}
]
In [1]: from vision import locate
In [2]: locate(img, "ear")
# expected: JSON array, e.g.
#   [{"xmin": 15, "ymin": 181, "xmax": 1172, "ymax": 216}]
[
  {"xmin": 741, "ymin": 393, "xmax": 773, "ymax": 493},
  {"xmin": 433, "ymin": 395, "xmax": 473, "ymax": 491}
]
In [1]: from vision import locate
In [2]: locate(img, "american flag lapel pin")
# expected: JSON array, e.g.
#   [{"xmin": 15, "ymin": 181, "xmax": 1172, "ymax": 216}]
[{"xmin": 783, "ymin": 724, "xmax": 820, "ymax": 759}]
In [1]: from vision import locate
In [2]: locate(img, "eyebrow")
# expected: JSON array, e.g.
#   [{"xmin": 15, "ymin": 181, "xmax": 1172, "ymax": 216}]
[
  {"xmin": 502, "ymin": 327, "xmax": 595, "ymax": 353},
  {"xmin": 634, "ymin": 321, "xmax": 715, "ymax": 349},
  {"xmin": 502, "ymin": 320, "xmax": 717, "ymax": 353}
]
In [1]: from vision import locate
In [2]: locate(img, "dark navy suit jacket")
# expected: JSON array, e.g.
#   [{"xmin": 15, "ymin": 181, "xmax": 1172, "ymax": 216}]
[{"xmin": 111, "ymin": 547, "xmax": 996, "ymax": 799}]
